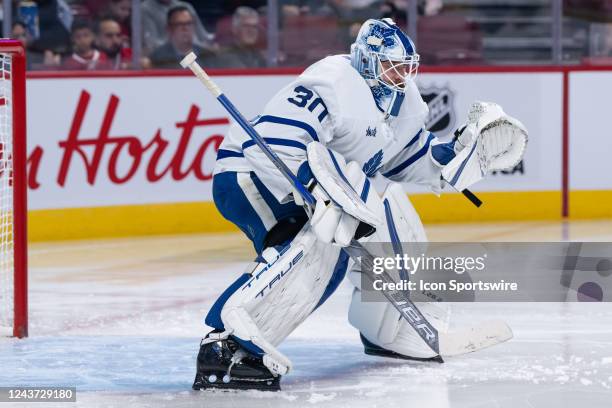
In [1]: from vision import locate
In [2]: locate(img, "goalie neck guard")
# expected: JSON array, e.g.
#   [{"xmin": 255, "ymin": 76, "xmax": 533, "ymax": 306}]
[{"xmin": 350, "ymin": 18, "xmax": 419, "ymax": 117}]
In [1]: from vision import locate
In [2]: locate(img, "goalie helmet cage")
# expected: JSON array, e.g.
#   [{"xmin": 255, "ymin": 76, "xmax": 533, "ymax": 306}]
[{"xmin": 0, "ymin": 40, "xmax": 28, "ymax": 338}]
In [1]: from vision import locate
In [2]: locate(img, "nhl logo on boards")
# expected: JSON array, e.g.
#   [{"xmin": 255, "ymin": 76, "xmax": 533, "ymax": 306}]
[{"xmin": 419, "ymin": 84, "xmax": 456, "ymax": 134}]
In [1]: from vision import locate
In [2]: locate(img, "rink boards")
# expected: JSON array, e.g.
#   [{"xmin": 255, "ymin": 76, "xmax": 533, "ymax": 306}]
[{"xmin": 23, "ymin": 67, "xmax": 612, "ymax": 240}]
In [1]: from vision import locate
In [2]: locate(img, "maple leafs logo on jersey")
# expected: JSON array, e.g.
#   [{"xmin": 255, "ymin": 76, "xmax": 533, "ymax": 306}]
[
  {"xmin": 362, "ymin": 149, "xmax": 384, "ymax": 177},
  {"xmin": 366, "ymin": 126, "xmax": 377, "ymax": 137}
]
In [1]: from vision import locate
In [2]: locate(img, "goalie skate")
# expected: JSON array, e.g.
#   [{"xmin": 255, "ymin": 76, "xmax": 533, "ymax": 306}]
[{"xmin": 193, "ymin": 336, "xmax": 281, "ymax": 392}]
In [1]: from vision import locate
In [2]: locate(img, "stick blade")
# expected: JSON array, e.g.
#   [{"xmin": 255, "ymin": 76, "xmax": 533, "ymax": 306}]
[
  {"xmin": 180, "ymin": 52, "xmax": 197, "ymax": 68},
  {"xmin": 439, "ymin": 319, "xmax": 513, "ymax": 357}
]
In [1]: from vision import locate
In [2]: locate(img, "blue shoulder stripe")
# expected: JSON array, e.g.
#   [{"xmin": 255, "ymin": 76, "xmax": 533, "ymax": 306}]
[
  {"xmin": 216, "ymin": 149, "xmax": 244, "ymax": 160},
  {"xmin": 382, "ymin": 133, "xmax": 435, "ymax": 178},
  {"xmin": 253, "ymin": 115, "xmax": 319, "ymax": 142},
  {"xmin": 242, "ymin": 137, "xmax": 307, "ymax": 151}
]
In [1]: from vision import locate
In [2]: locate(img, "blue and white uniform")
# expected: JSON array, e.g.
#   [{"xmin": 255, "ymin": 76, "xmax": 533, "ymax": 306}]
[
  {"xmin": 194, "ymin": 19, "xmax": 527, "ymax": 382},
  {"xmin": 202, "ymin": 18, "xmax": 464, "ymax": 372}
]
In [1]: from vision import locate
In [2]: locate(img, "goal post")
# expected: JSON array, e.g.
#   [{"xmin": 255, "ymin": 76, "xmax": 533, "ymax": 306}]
[{"xmin": 0, "ymin": 39, "xmax": 28, "ymax": 338}]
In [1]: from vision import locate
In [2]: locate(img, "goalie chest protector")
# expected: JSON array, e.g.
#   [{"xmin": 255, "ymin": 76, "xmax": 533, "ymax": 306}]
[{"xmin": 296, "ymin": 55, "xmax": 430, "ymax": 176}]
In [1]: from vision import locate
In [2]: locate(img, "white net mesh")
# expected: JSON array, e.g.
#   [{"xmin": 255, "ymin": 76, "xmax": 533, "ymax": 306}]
[{"xmin": 0, "ymin": 52, "xmax": 14, "ymax": 332}]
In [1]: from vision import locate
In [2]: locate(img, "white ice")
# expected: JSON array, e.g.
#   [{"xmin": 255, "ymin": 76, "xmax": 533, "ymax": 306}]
[{"xmin": 1, "ymin": 222, "xmax": 612, "ymax": 407}]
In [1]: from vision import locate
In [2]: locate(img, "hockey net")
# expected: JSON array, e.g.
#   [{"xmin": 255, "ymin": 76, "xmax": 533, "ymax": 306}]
[{"xmin": 0, "ymin": 40, "xmax": 27, "ymax": 338}]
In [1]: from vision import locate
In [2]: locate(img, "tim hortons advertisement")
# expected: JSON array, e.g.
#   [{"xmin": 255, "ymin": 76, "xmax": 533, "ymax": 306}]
[
  {"xmin": 25, "ymin": 72, "xmax": 562, "ymax": 211},
  {"xmin": 26, "ymin": 75, "xmax": 294, "ymax": 210}
]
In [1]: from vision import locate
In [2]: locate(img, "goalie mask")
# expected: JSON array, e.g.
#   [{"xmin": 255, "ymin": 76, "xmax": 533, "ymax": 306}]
[{"xmin": 350, "ymin": 18, "xmax": 419, "ymax": 117}]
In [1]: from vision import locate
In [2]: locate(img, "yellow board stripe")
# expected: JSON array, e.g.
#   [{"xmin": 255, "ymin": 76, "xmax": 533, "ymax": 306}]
[
  {"xmin": 410, "ymin": 190, "xmax": 562, "ymax": 223},
  {"xmin": 27, "ymin": 190, "xmax": 611, "ymax": 241},
  {"xmin": 29, "ymin": 202, "xmax": 235, "ymax": 242},
  {"xmin": 569, "ymin": 190, "xmax": 612, "ymax": 219}
]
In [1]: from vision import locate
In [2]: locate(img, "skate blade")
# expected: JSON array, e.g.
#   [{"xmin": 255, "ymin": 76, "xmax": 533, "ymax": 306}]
[{"xmin": 193, "ymin": 374, "xmax": 280, "ymax": 392}]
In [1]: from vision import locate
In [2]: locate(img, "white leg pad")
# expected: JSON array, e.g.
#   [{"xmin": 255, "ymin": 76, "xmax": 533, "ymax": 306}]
[
  {"xmin": 347, "ymin": 181, "xmax": 450, "ymax": 358},
  {"xmin": 219, "ymin": 225, "xmax": 346, "ymax": 374}
]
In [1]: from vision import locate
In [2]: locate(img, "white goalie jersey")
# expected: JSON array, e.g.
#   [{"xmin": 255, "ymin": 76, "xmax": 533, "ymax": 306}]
[{"xmin": 214, "ymin": 55, "xmax": 443, "ymax": 200}]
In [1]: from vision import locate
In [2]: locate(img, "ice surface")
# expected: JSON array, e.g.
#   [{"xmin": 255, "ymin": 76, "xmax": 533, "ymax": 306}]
[{"xmin": 1, "ymin": 223, "xmax": 612, "ymax": 407}]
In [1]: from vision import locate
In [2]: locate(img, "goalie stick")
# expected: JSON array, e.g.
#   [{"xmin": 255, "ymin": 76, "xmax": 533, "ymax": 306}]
[{"xmin": 180, "ymin": 52, "xmax": 511, "ymax": 358}]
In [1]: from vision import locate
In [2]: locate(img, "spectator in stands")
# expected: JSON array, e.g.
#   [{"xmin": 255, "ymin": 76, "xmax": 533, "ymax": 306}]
[
  {"xmin": 62, "ymin": 20, "xmax": 111, "ymax": 70},
  {"xmin": 11, "ymin": 21, "xmax": 35, "ymax": 70},
  {"xmin": 30, "ymin": 0, "xmax": 72, "ymax": 55},
  {"xmin": 150, "ymin": 5, "xmax": 221, "ymax": 69},
  {"xmin": 105, "ymin": 0, "xmax": 132, "ymax": 43},
  {"xmin": 213, "ymin": 7, "xmax": 266, "ymax": 68},
  {"xmin": 142, "ymin": 0, "xmax": 213, "ymax": 55},
  {"xmin": 18, "ymin": 0, "xmax": 71, "ymax": 70},
  {"xmin": 96, "ymin": 17, "xmax": 132, "ymax": 69},
  {"xmin": 12, "ymin": 19, "xmax": 62, "ymax": 70},
  {"xmin": 11, "ymin": 21, "xmax": 29, "ymax": 46}
]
